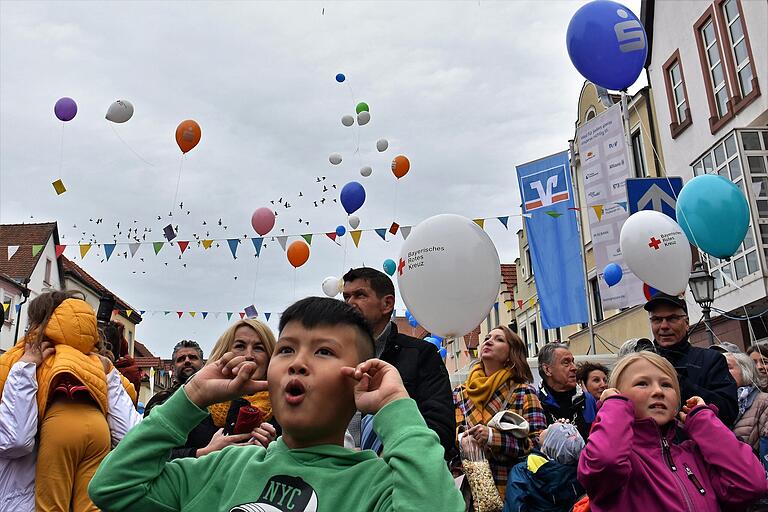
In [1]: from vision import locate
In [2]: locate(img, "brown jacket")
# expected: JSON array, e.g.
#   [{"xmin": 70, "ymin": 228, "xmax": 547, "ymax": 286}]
[{"xmin": 733, "ymin": 387, "xmax": 768, "ymax": 455}]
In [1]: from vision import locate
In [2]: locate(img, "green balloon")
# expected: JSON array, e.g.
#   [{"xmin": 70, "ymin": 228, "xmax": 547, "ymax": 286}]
[{"xmin": 355, "ymin": 102, "xmax": 369, "ymax": 114}]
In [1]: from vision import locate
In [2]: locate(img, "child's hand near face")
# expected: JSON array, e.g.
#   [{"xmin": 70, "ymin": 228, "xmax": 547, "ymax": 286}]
[
  {"xmin": 678, "ymin": 395, "xmax": 705, "ymax": 423},
  {"xmin": 185, "ymin": 352, "xmax": 268, "ymax": 408},
  {"xmin": 600, "ymin": 388, "xmax": 621, "ymax": 401},
  {"xmin": 341, "ymin": 358, "xmax": 409, "ymax": 415}
]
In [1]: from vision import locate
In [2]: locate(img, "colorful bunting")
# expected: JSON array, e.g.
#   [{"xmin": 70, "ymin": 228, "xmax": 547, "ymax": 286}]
[
  {"xmin": 227, "ymin": 239, "xmax": 239, "ymax": 259},
  {"xmin": 202, "ymin": 312, "xmax": 208, "ymax": 319},
  {"xmin": 52, "ymin": 179, "xmax": 67, "ymax": 195},
  {"xmin": 202, "ymin": 239, "xmax": 213, "ymax": 250},
  {"xmin": 177, "ymin": 312, "xmax": 183, "ymax": 318},
  {"xmin": 389, "ymin": 222, "xmax": 400, "ymax": 235},
  {"xmin": 239, "ymin": 312, "xmax": 246, "ymax": 319},
  {"xmin": 251, "ymin": 237, "xmax": 263, "ymax": 256},
  {"xmin": 189, "ymin": 311, "xmax": 196, "ymax": 318},
  {"xmin": 265, "ymin": 312, "xmax": 271, "ymax": 321},
  {"xmin": 400, "ymin": 226, "xmax": 411, "ymax": 240},
  {"xmin": 616, "ymin": 201, "xmax": 628, "ymax": 211},
  {"xmin": 226, "ymin": 312, "xmax": 233, "ymax": 321},
  {"xmin": 302, "ymin": 234, "xmax": 313, "ymax": 245},
  {"xmin": 545, "ymin": 211, "xmax": 563, "ymax": 218},
  {"xmin": 178, "ymin": 241, "xmax": 189, "ymax": 254},
  {"xmin": 7, "ymin": 245, "xmax": 18, "ymax": 259},
  {"xmin": 351, "ymin": 230, "xmax": 362, "ymax": 247},
  {"xmin": 325, "ymin": 232, "xmax": 337, "ymax": 242},
  {"xmin": 2, "ymin": 303, "xmax": 9, "ymax": 313},
  {"xmin": 80, "ymin": 244, "xmax": 92, "ymax": 258},
  {"xmin": 374, "ymin": 228, "xmax": 387, "ymax": 241},
  {"xmin": 153, "ymin": 242, "xmax": 164, "ymax": 255},
  {"xmin": 32, "ymin": 245, "xmax": 44, "ymax": 257},
  {"xmin": 517, "ymin": 300, "xmax": 524, "ymax": 309},
  {"xmin": 104, "ymin": 244, "xmax": 116, "ymax": 261},
  {"xmin": 473, "ymin": 219, "xmax": 485, "ymax": 229},
  {"xmin": 497, "ymin": 216, "xmax": 509, "ymax": 229},
  {"xmin": 277, "ymin": 236, "xmax": 288, "ymax": 251},
  {"xmin": 125, "ymin": 309, "xmax": 133, "ymax": 318},
  {"xmin": 592, "ymin": 205, "xmax": 604, "ymax": 221},
  {"xmin": 15, "ymin": 304, "xmax": 22, "ymax": 313},
  {"xmin": 129, "ymin": 243, "xmax": 141, "ymax": 257}
]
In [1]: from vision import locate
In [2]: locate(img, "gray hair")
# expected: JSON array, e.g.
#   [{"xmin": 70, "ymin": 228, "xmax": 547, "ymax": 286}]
[
  {"xmin": 726, "ymin": 352, "xmax": 760, "ymax": 388},
  {"xmin": 538, "ymin": 342, "xmax": 569, "ymax": 382},
  {"xmin": 172, "ymin": 339, "xmax": 204, "ymax": 361},
  {"xmin": 618, "ymin": 338, "xmax": 654, "ymax": 359}
]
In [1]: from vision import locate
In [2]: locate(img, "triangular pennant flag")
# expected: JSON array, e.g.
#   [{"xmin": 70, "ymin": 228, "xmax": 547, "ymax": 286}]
[
  {"xmin": 302, "ymin": 234, "xmax": 313, "ymax": 245},
  {"xmin": 517, "ymin": 300, "xmax": 524, "ymax": 309},
  {"xmin": 80, "ymin": 244, "xmax": 92, "ymax": 259},
  {"xmin": 189, "ymin": 311, "xmax": 197, "ymax": 318},
  {"xmin": 400, "ymin": 226, "xmax": 411, "ymax": 240},
  {"xmin": 265, "ymin": 312, "xmax": 271, "ymax": 321},
  {"xmin": 325, "ymin": 232, "xmax": 337, "ymax": 242},
  {"xmin": 351, "ymin": 230, "xmax": 362, "ymax": 247},
  {"xmin": 153, "ymin": 242, "xmax": 164, "ymax": 255},
  {"xmin": 227, "ymin": 312, "xmax": 233, "ymax": 321},
  {"xmin": 178, "ymin": 241, "xmax": 189, "ymax": 254},
  {"xmin": 202, "ymin": 239, "xmax": 213, "ymax": 250},
  {"xmin": 164, "ymin": 311, "xmax": 170, "ymax": 315},
  {"xmin": 128, "ymin": 243, "xmax": 141, "ymax": 257},
  {"xmin": 177, "ymin": 311, "xmax": 183, "ymax": 318},
  {"xmin": 112, "ymin": 309, "xmax": 120, "ymax": 317},
  {"xmin": 31, "ymin": 245, "xmax": 44, "ymax": 257},
  {"xmin": 522, "ymin": 213, "xmax": 532, "ymax": 219},
  {"xmin": 214, "ymin": 312, "xmax": 221, "ymax": 318},
  {"xmin": 251, "ymin": 238, "xmax": 263, "ymax": 257},
  {"xmin": 472, "ymin": 219, "xmax": 485, "ymax": 229},
  {"xmin": 202, "ymin": 312, "xmax": 208, "ymax": 319},
  {"xmin": 374, "ymin": 228, "xmax": 387, "ymax": 241},
  {"xmin": 125, "ymin": 309, "xmax": 133, "ymax": 318},
  {"xmin": 2, "ymin": 303, "xmax": 9, "ymax": 313},
  {"xmin": 529, "ymin": 298, "xmax": 536, "ymax": 307},
  {"xmin": 616, "ymin": 201, "xmax": 628, "ymax": 211},
  {"xmin": 239, "ymin": 312, "xmax": 246, "ymax": 319},
  {"xmin": 497, "ymin": 216, "xmax": 509, "ymax": 229},
  {"xmin": 15, "ymin": 304, "xmax": 22, "ymax": 313},
  {"xmin": 389, "ymin": 222, "xmax": 400, "ymax": 235},
  {"xmin": 104, "ymin": 244, "xmax": 116, "ymax": 261},
  {"xmin": 140, "ymin": 310, "xmax": 146, "ymax": 315},
  {"xmin": 545, "ymin": 211, "xmax": 563, "ymax": 218},
  {"xmin": 277, "ymin": 236, "xmax": 288, "ymax": 251},
  {"xmin": 7, "ymin": 245, "xmax": 19, "ymax": 259},
  {"xmin": 227, "ymin": 239, "xmax": 239, "ymax": 259},
  {"xmin": 592, "ymin": 205, "xmax": 604, "ymax": 221}
]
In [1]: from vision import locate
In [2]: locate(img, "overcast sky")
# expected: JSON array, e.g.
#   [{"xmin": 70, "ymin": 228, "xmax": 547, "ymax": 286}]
[{"xmin": 0, "ymin": 0, "xmax": 643, "ymax": 358}]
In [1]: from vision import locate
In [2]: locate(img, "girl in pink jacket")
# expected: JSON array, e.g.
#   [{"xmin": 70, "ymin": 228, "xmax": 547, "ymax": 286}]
[{"xmin": 578, "ymin": 351, "xmax": 766, "ymax": 511}]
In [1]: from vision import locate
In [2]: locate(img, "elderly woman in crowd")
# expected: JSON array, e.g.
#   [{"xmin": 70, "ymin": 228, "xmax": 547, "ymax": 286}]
[
  {"xmin": 454, "ymin": 325, "xmax": 546, "ymax": 495},
  {"xmin": 575, "ymin": 362, "xmax": 610, "ymax": 402},
  {"xmin": 747, "ymin": 342, "xmax": 768, "ymax": 392},
  {"xmin": 724, "ymin": 351, "xmax": 768, "ymax": 471}
]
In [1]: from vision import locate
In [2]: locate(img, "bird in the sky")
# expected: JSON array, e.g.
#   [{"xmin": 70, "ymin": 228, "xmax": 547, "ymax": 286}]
[
  {"xmin": 323, "ymin": 186, "xmax": 328, "ymax": 192},
  {"xmin": 299, "ymin": 192, "xmax": 303, "ymax": 197}
]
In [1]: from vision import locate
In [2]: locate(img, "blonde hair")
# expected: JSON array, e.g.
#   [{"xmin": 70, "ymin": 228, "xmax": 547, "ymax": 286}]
[
  {"xmin": 609, "ymin": 352, "xmax": 681, "ymax": 410},
  {"xmin": 207, "ymin": 319, "xmax": 277, "ymax": 364}
]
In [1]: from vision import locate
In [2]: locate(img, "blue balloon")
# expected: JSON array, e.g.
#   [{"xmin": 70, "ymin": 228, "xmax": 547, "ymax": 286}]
[
  {"xmin": 566, "ymin": 1, "xmax": 647, "ymax": 91},
  {"xmin": 409, "ymin": 318, "xmax": 418, "ymax": 327},
  {"xmin": 335, "ymin": 225, "xmax": 346, "ymax": 237},
  {"xmin": 603, "ymin": 263, "xmax": 623, "ymax": 287},
  {"xmin": 405, "ymin": 310, "xmax": 412, "ymax": 319},
  {"xmin": 335, "ymin": 73, "xmax": 345, "ymax": 83},
  {"xmin": 439, "ymin": 347, "xmax": 447, "ymax": 359},
  {"xmin": 340, "ymin": 181, "xmax": 366, "ymax": 214},
  {"xmin": 676, "ymin": 175, "xmax": 750, "ymax": 259},
  {"xmin": 383, "ymin": 258, "xmax": 396, "ymax": 276}
]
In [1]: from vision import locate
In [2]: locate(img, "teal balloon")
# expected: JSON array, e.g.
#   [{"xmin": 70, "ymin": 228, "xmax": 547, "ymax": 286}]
[
  {"xmin": 383, "ymin": 259, "xmax": 396, "ymax": 276},
  {"xmin": 676, "ymin": 175, "xmax": 750, "ymax": 259}
]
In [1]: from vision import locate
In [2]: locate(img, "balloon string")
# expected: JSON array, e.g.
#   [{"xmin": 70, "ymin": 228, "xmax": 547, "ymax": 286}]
[
  {"xmin": 172, "ymin": 155, "xmax": 185, "ymax": 212},
  {"xmin": 110, "ymin": 124, "xmax": 155, "ymax": 166},
  {"xmin": 393, "ymin": 182, "xmax": 399, "ymax": 224},
  {"xmin": 342, "ymin": 234, "xmax": 348, "ymax": 276},
  {"xmin": 58, "ymin": 122, "xmax": 65, "ymax": 179},
  {"xmin": 251, "ymin": 254, "xmax": 262, "ymax": 303},
  {"xmin": 292, "ymin": 268, "xmax": 297, "ymax": 300}
]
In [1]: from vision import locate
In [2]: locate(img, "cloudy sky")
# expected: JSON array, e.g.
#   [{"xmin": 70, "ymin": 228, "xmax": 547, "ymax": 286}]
[{"xmin": 0, "ymin": 0, "xmax": 642, "ymax": 358}]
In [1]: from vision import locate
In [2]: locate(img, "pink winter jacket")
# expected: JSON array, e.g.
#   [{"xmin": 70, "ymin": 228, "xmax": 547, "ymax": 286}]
[{"xmin": 578, "ymin": 395, "xmax": 767, "ymax": 512}]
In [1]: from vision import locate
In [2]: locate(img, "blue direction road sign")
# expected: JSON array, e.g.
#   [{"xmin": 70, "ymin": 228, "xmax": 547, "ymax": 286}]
[{"xmin": 627, "ymin": 177, "xmax": 684, "ymax": 220}]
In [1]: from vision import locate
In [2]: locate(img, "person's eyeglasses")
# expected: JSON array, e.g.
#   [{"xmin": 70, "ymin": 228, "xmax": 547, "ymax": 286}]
[{"xmin": 650, "ymin": 314, "xmax": 687, "ymax": 325}]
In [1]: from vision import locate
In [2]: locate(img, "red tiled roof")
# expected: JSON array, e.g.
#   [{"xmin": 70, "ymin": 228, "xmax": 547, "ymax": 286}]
[
  {"xmin": 134, "ymin": 356, "xmax": 162, "ymax": 368},
  {"xmin": 500, "ymin": 264, "xmax": 516, "ymax": 296},
  {"xmin": 0, "ymin": 271, "xmax": 23, "ymax": 290},
  {"xmin": 0, "ymin": 223, "xmax": 58, "ymax": 280},
  {"xmin": 133, "ymin": 340, "xmax": 154, "ymax": 358},
  {"xmin": 60, "ymin": 255, "xmax": 142, "ymax": 323}
]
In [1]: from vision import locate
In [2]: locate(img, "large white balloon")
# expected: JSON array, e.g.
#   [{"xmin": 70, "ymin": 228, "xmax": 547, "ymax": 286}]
[
  {"xmin": 620, "ymin": 210, "xmax": 692, "ymax": 296},
  {"xmin": 329, "ymin": 153, "xmax": 342, "ymax": 165},
  {"xmin": 398, "ymin": 214, "xmax": 501, "ymax": 338},
  {"xmin": 105, "ymin": 100, "xmax": 134, "ymax": 123},
  {"xmin": 360, "ymin": 166, "xmax": 372, "ymax": 177},
  {"xmin": 376, "ymin": 139, "xmax": 388, "ymax": 152},
  {"xmin": 322, "ymin": 276, "xmax": 340, "ymax": 297},
  {"xmin": 348, "ymin": 215, "xmax": 360, "ymax": 229},
  {"xmin": 341, "ymin": 115, "xmax": 354, "ymax": 127},
  {"xmin": 357, "ymin": 111, "xmax": 371, "ymax": 125}
]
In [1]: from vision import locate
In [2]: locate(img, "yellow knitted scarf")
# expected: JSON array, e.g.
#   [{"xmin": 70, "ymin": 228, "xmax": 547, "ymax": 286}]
[
  {"xmin": 464, "ymin": 364, "xmax": 513, "ymax": 420},
  {"xmin": 208, "ymin": 391, "xmax": 273, "ymax": 428}
]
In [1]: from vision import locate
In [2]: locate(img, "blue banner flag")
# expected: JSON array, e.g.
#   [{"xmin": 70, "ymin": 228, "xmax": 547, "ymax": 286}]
[{"xmin": 516, "ymin": 151, "xmax": 588, "ymax": 329}]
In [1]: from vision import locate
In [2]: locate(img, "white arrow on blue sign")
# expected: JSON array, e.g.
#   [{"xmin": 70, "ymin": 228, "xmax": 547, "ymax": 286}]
[{"xmin": 626, "ymin": 177, "xmax": 684, "ymax": 220}]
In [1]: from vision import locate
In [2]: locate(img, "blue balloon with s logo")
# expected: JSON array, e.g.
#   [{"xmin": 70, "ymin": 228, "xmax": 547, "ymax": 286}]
[{"xmin": 566, "ymin": 0, "xmax": 647, "ymax": 91}]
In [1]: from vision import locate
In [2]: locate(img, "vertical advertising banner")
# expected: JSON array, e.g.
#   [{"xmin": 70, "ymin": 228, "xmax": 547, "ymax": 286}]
[
  {"xmin": 576, "ymin": 103, "xmax": 645, "ymax": 312},
  {"xmin": 516, "ymin": 151, "xmax": 588, "ymax": 329}
]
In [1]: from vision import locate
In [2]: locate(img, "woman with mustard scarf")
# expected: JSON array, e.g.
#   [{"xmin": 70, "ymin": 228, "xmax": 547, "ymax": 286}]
[{"xmin": 453, "ymin": 325, "xmax": 546, "ymax": 495}]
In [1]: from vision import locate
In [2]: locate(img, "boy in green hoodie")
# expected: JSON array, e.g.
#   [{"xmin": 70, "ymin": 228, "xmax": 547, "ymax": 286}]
[{"xmin": 89, "ymin": 297, "xmax": 464, "ymax": 512}]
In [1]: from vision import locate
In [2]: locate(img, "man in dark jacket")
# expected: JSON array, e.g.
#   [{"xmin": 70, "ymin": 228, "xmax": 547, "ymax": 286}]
[
  {"xmin": 342, "ymin": 267, "xmax": 455, "ymax": 459},
  {"xmin": 646, "ymin": 293, "xmax": 738, "ymax": 427}
]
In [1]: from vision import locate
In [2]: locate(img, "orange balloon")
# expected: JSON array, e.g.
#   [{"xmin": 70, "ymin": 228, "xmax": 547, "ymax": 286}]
[
  {"xmin": 287, "ymin": 240, "xmax": 310, "ymax": 268},
  {"xmin": 391, "ymin": 155, "xmax": 410, "ymax": 179},
  {"xmin": 175, "ymin": 120, "xmax": 201, "ymax": 154}
]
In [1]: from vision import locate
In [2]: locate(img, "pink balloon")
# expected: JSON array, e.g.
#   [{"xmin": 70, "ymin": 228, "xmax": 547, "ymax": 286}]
[{"xmin": 251, "ymin": 207, "xmax": 276, "ymax": 236}]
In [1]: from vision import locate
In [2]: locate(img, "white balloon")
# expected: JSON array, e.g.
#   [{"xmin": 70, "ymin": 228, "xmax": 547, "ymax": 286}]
[
  {"xmin": 357, "ymin": 111, "xmax": 371, "ymax": 125},
  {"xmin": 619, "ymin": 210, "xmax": 692, "ymax": 296},
  {"xmin": 348, "ymin": 215, "xmax": 360, "ymax": 229},
  {"xmin": 376, "ymin": 139, "xmax": 388, "ymax": 152},
  {"xmin": 322, "ymin": 276, "xmax": 340, "ymax": 297},
  {"xmin": 329, "ymin": 153, "xmax": 342, "ymax": 165},
  {"xmin": 341, "ymin": 115, "xmax": 354, "ymax": 127},
  {"xmin": 398, "ymin": 214, "xmax": 501, "ymax": 338},
  {"xmin": 360, "ymin": 166, "xmax": 372, "ymax": 177},
  {"xmin": 105, "ymin": 100, "xmax": 134, "ymax": 123}
]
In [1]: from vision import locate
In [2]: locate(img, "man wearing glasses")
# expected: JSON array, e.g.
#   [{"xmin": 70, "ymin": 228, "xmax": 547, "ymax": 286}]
[{"xmin": 645, "ymin": 293, "xmax": 737, "ymax": 427}]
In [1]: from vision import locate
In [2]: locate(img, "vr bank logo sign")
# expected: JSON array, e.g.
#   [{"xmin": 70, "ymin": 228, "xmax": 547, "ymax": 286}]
[{"xmin": 521, "ymin": 164, "xmax": 570, "ymax": 212}]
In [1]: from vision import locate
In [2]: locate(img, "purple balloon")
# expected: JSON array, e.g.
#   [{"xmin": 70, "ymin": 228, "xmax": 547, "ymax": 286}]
[{"xmin": 54, "ymin": 97, "xmax": 77, "ymax": 122}]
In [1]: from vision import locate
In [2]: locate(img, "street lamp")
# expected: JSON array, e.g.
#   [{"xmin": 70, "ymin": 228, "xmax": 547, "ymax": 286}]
[{"xmin": 688, "ymin": 261, "xmax": 715, "ymax": 345}]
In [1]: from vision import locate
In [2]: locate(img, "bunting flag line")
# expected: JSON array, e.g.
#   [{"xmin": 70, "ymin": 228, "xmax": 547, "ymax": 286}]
[
  {"xmin": 302, "ymin": 234, "xmax": 312, "ymax": 245},
  {"xmin": 227, "ymin": 239, "xmax": 239, "ymax": 259},
  {"xmin": 351, "ymin": 230, "xmax": 362, "ymax": 247},
  {"xmin": 7, "ymin": 245, "xmax": 19, "ymax": 259},
  {"xmin": 325, "ymin": 232, "xmax": 337, "ymax": 242},
  {"xmin": 202, "ymin": 239, "xmax": 213, "ymax": 250},
  {"xmin": 400, "ymin": 226, "xmax": 411, "ymax": 240},
  {"xmin": 80, "ymin": 244, "xmax": 92, "ymax": 258},
  {"xmin": 153, "ymin": 242, "xmax": 164, "ymax": 255},
  {"xmin": 32, "ymin": 245, "xmax": 44, "ymax": 257},
  {"xmin": 277, "ymin": 236, "xmax": 288, "ymax": 251},
  {"xmin": 178, "ymin": 241, "xmax": 189, "ymax": 254},
  {"xmin": 129, "ymin": 243, "xmax": 141, "ymax": 257},
  {"xmin": 497, "ymin": 216, "xmax": 509, "ymax": 229},
  {"xmin": 592, "ymin": 205, "xmax": 604, "ymax": 221},
  {"xmin": 374, "ymin": 228, "xmax": 387, "ymax": 241},
  {"xmin": 104, "ymin": 244, "xmax": 116, "ymax": 261},
  {"xmin": 55, "ymin": 245, "xmax": 67, "ymax": 258},
  {"xmin": 472, "ymin": 219, "xmax": 485, "ymax": 229},
  {"xmin": 251, "ymin": 237, "xmax": 263, "ymax": 256},
  {"xmin": 389, "ymin": 222, "xmax": 399, "ymax": 235},
  {"xmin": 545, "ymin": 211, "xmax": 563, "ymax": 218}
]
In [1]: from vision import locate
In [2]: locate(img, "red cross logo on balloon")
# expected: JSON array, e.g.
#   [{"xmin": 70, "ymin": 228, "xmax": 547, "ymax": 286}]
[
  {"xmin": 648, "ymin": 237, "xmax": 661, "ymax": 250},
  {"xmin": 398, "ymin": 258, "xmax": 406, "ymax": 275}
]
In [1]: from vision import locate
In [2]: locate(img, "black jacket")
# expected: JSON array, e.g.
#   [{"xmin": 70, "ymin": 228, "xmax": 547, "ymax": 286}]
[
  {"xmin": 655, "ymin": 339, "xmax": 738, "ymax": 428},
  {"xmin": 380, "ymin": 323, "xmax": 456, "ymax": 460},
  {"xmin": 537, "ymin": 383, "xmax": 597, "ymax": 441}
]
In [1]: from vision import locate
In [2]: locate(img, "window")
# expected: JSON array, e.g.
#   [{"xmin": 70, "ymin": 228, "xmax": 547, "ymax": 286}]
[
  {"xmin": 555, "ymin": 327, "xmax": 562, "ymax": 343},
  {"xmin": 2, "ymin": 292, "xmax": 13, "ymax": 324},
  {"xmin": 716, "ymin": 0, "xmax": 760, "ymax": 107},
  {"xmin": 703, "ymin": 18, "xmax": 728, "ymax": 117},
  {"xmin": 44, "ymin": 258, "xmax": 52, "ymax": 286},
  {"xmin": 662, "ymin": 50, "xmax": 692, "ymax": 138},
  {"xmin": 631, "ymin": 129, "xmax": 647, "ymax": 177},
  {"xmin": 544, "ymin": 328, "xmax": 550, "ymax": 344},
  {"xmin": 530, "ymin": 320, "xmax": 539, "ymax": 353},
  {"xmin": 590, "ymin": 277, "xmax": 604, "ymax": 322},
  {"xmin": 520, "ymin": 326, "xmax": 528, "ymax": 353},
  {"xmin": 525, "ymin": 247, "xmax": 534, "ymax": 278},
  {"xmin": 585, "ymin": 107, "xmax": 596, "ymax": 122}
]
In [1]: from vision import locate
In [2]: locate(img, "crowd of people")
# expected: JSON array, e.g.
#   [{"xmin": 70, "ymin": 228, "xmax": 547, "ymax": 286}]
[{"xmin": 0, "ymin": 267, "xmax": 766, "ymax": 511}]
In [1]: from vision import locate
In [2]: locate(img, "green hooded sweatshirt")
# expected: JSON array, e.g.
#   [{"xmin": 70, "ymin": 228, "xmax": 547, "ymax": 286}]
[{"xmin": 89, "ymin": 387, "xmax": 464, "ymax": 512}]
